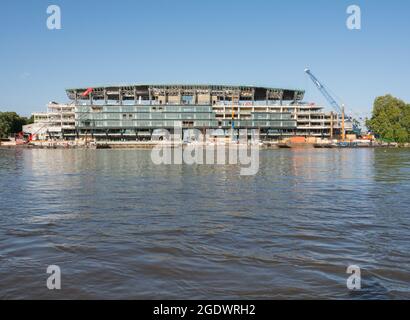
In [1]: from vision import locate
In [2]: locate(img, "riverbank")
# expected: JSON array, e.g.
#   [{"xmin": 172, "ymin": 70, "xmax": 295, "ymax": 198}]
[{"xmin": 1, "ymin": 141, "xmax": 408, "ymax": 150}]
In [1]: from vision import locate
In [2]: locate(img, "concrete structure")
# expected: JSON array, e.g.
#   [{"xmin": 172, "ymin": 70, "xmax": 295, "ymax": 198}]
[
  {"xmin": 67, "ymin": 84, "xmax": 303, "ymax": 141},
  {"xmin": 26, "ymin": 84, "xmax": 349, "ymax": 142},
  {"xmin": 23, "ymin": 102, "xmax": 75, "ymax": 140}
]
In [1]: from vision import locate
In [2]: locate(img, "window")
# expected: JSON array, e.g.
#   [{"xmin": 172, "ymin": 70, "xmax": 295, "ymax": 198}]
[
  {"xmin": 182, "ymin": 121, "xmax": 194, "ymax": 128},
  {"xmin": 182, "ymin": 95, "xmax": 194, "ymax": 105}
]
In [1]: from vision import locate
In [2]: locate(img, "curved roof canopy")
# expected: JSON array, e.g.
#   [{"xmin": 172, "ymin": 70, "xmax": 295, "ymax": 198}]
[{"xmin": 66, "ymin": 84, "xmax": 305, "ymax": 102}]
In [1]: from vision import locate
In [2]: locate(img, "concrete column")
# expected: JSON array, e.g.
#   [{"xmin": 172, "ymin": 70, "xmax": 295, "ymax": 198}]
[
  {"xmin": 104, "ymin": 89, "xmax": 108, "ymax": 105},
  {"xmin": 119, "ymin": 89, "xmax": 123, "ymax": 105},
  {"xmin": 193, "ymin": 90, "xmax": 197, "ymax": 105}
]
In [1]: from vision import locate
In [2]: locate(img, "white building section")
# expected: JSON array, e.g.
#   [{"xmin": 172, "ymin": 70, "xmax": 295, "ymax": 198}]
[{"xmin": 23, "ymin": 102, "xmax": 75, "ymax": 140}]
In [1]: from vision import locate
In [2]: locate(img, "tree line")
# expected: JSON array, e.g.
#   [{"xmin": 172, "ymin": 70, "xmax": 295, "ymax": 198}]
[
  {"xmin": 366, "ymin": 95, "xmax": 410, "ymax": 143},
  {"xmin": 0, "ymin": 112, "xmax": 33, "ymax": 139}
]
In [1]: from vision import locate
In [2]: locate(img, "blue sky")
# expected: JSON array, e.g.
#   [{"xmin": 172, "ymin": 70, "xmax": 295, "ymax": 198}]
[{"xmin": 0, "ymin": 0, "xmax": 409, "ymax": 117}]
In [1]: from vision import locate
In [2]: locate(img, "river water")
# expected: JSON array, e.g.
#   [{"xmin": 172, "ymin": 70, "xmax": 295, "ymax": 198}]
[{"xmin": 0, "ymin": 148, "xmax": 409, "ymax": 299}]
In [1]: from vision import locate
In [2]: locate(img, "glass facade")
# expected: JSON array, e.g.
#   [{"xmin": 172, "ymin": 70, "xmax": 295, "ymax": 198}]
[{"xmin": 76, "ymin": 104, "xmax": 296, "ymax": 130}]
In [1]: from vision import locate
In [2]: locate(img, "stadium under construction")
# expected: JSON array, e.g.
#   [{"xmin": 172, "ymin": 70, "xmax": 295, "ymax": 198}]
[{"xmin": 24, "ymin": 84, "xmax": 353, "ymax": 143}]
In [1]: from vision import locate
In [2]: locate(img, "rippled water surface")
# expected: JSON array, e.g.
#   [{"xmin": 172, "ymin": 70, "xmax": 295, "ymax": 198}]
[{"xmin": 0, "ymin": 148, "xmax": 409, "ymax": 299}]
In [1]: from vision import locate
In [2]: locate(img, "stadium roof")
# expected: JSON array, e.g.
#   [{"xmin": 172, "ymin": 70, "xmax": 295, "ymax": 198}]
[{"xmin": 66, "ymin": 84, "xmax": 305, "ymax": 101}]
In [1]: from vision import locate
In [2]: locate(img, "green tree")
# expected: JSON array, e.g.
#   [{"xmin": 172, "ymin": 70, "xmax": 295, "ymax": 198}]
[
  {"xmin": 0, "ymin": 112, "xmax": 31, "ymax": 138},
  {"xmin": 25, "ymin": 115, "xmax": 34, "ymax": 125},
  {"xmin": 366, "ymin": 95, "xmax": 410, "ymax": 143}
]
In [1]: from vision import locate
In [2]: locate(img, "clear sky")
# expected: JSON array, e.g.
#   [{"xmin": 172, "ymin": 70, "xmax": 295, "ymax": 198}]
[{"xmin": 0, "ymin": 0, "xmax": 409, "ymax": 117}]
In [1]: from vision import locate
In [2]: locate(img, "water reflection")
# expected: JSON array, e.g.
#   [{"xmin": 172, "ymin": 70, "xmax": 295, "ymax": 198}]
[{"xmin": 0, "ymin": 148, "xmax": 409, "ymax": 299}]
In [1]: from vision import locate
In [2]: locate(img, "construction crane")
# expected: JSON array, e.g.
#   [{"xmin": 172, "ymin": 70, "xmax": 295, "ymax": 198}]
[{"xmin": 304, "ymin": 68, "xmax": 348, "ymax": 141}]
